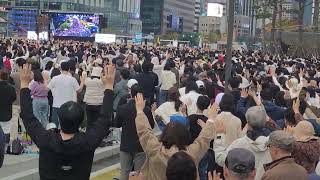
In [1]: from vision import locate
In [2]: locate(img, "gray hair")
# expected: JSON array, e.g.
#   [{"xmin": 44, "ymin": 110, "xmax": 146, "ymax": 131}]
[{"xmin": 245, "ymin": 106, "xmax": 267, "ymax": 129}]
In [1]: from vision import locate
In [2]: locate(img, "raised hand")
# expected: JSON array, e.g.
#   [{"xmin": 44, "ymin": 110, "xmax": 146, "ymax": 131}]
[
  {"xmin": 293, "ymin": 98, "xmax": 300, "ymax": 114},
  {"xmin": 208, "ymin": 103, "xmax": 218, "ymax": 120},
  {"xmin": 135, "ymin": 93, "xmax": 145, "ymax": 114},
  {"xmin": 20, "ymin": 64, "xmax": 33, "ymax": 89},
  {"xmin": 197, "ymin": 120, "xmax": 205, "ymax": 129},
  {"xmin": 101, "ymin": 65, "xmax": 115, "ymax": 90},
  {"xmin": 208, "ymin": 171, "xmax": 222, "ymax": 180}
]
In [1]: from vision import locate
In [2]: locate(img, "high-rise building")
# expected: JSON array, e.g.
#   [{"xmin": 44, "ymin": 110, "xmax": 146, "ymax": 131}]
[
  {"xmin": 141, "ymin": 0, "xmax": 195, "ymax": 35},
  {"xmin": 5, "ymin": 0, "xmax": 142, "ymax": 36},
  {"xmin": 194, "ymin": 0, "xmax": 201, "ymax": 32},
  {"xmin": 303, "ymin": 0, "xmax": 320, "ymax": 26}
]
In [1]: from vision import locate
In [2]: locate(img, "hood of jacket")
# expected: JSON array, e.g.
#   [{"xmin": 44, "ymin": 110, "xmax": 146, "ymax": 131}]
[{"xmin": 245, "ymin": 135, "xmax": 269, "ymax": 153}]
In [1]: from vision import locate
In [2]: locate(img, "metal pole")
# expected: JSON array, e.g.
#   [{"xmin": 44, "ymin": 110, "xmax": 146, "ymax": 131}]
[{"xmin": 225, "ymin": 0, "xmax": 235, "ymax": 89}]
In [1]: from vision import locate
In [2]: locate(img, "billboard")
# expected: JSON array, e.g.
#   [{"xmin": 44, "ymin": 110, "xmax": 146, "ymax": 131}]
[
  {"xmin": 51, "ymin": 13, "xmax": 100, "ymax": 37},
  {"xmin": 95, "ymin": 34, "xmax": 116, "ymax": 44},
  {"xmin": 207, "ymin": 3, "xmax": 223, "ymax": 17}
]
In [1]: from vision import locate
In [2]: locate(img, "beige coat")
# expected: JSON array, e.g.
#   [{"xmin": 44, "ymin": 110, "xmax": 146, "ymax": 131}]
[{"xmin": 135, "ymin": 112, "xmax": 215, "ymax": 180}]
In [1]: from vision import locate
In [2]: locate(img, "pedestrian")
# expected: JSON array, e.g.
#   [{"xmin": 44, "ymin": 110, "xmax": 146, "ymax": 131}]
[
  {"xmin": 134, "ymin": 94, "xmax": 225, "ymax": 180},
  {"xmin": 0, "ymin": 69, "xmax": 16, "ymax": 148},
  {"xmin": 262, "ymin": 130, "xmax": 308, "ymax": 180},
  {"xmin": 83, "ymin": 66, "xmax": 104, "ymax": 129},
  {"xmin": 30, "ymin": 70, "xmax": 49, "ymax": 128},
  {"xmin": 47, "ymin": 61, "xmax": 85, "ymax": 127},
  {"xmin": 114, "ymin": 84, "xmax": 155, "ymax": 180},
  {"xmin": 19, "ymin": 63, "xmax": 114, "ymax": 180}
]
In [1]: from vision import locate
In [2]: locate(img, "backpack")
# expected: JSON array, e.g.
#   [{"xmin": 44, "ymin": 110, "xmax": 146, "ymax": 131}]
[{"xmin": 7, "ymin": 138, "xmax": 24, "ymax": 155}]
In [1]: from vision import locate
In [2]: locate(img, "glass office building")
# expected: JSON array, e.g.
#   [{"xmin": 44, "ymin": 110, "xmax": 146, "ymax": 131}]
[{"xmin": 4, "ymin": 0, "xmax": 142, "ymax": 36}]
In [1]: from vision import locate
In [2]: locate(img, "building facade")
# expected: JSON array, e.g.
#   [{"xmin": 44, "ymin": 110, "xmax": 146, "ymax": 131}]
[
  {"xmin": 194, "ymin": 0, "xmax": 200, "ymax": 32},
  {"xmin": 141, "ymin": 0, "xmax": 195, "ymax": 35},
  {"xmin": 5, "ymin": 0, "xmax": 142, "ymax": 36}
]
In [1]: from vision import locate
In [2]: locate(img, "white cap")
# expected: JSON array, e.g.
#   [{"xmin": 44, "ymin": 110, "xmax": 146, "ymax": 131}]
[
  {"xmin": 46, "ymin": 123, "xmax": 57, "ymax": 130},
  {"xmin": 196, "ymin": 80, "xmax": 205, "ymax": 88},
  {"xmin": 127, "ymin": 79, "xmax": 138, "ymax": 89}
]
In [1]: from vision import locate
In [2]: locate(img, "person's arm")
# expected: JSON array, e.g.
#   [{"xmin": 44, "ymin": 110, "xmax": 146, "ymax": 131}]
[
  {"xmin": 0, "ymin": 126, "xmax": 5, "ymax": 168},
  {"xmin": 272, "ymin": 76, "xmax": 285, "ymax": 92},
  {"xmin": 144, "ymin": 106, "xmax": 155, "ymax": 129},
  {"xmin": 84, "ymin": 65, "xmax": 115, "ymax": 149},
  {"xmin": 135, "ymin": 94, "xmax": 161, "ymax": 157},
  {"xmin": 186, "ymin": 120, "xmax": 216, "ymax": 163}
]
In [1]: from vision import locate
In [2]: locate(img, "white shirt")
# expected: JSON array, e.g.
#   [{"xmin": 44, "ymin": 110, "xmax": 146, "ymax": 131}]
[
  {"xmin": 160, "ymin": 70, "xmax": 176, "ymax": 90},
  {"xmin": 48, "ymin": 74, "xmax": 80, "ymax": 108},
  {"xmin": 155, "ymin": 102, "xmax": 179, "ymax": 124},
  {"xmin": 180, "ymin": 91, "xmax": 201, "ymax": 115}
]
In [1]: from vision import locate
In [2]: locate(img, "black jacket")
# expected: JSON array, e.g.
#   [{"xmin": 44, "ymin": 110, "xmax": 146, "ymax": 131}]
[
  {"xmin": 115, "ymin": 99, "xmax": 154, "ymax": 152},
  {"xmin": 0, "ymin": 81, "xmax": 16, "ymax": 122},
  {"xmin": 20, "ymin": 88, "xmax": 113, "ymax": 180},
  {"xmin": 134, "ymin": 72, "xmax": 157, "ymax": 99}
]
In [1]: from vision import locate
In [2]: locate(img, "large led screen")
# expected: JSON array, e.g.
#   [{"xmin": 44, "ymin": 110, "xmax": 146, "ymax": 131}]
[
  {"xmin": 51, "ymin": 13, "xmax": 100, "ymax": 37},
  {"xmin": 207, "ymin": 3, "xmax": 223, "ymax": 17}
]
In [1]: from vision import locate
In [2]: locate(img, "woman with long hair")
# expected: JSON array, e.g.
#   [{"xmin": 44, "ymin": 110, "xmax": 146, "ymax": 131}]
[
  {"xmin": 154, "ymin": 87, "xmax": 186, "ymax": 130},
  {"xmin": 30, "ymin": 70, "xmax": 49, "ymax": 128}
]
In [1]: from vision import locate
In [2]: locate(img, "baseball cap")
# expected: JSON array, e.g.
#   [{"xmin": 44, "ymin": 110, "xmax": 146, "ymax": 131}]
[
  {"xmin": 196, "ymin": 80, "xmax": 205, "ymax": 88},
  {"xmin": 225, "ymin": 148, "xmax": 255, "ymax": 174},
  {"xmin": 127, "ymin": 79, "xmax": 138, "ymax": 89},
  {"xmin": 265, "ymin": 130, "xmax": 295, "ymax": 151}
]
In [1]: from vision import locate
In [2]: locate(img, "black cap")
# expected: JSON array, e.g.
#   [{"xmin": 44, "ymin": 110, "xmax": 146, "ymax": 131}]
[{"xmin": 225, "ymin": 148, "xmax": 255, "ymax": 174}]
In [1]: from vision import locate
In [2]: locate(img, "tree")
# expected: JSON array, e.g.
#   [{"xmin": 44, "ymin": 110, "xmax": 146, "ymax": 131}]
[
  {"xmin": 208, "ymin": 30, "xmax": 221, "ymax": 43},
  {"xmin": 254, "ymin": 0, "xmax": 272, "ymax": 49}
]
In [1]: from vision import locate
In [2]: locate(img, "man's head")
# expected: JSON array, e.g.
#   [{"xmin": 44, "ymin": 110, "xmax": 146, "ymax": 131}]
[
  {"xmin": 224, "ymin": 148, "xmax": 256, "ymax": 180},
  {"xmin": 245, "ymin": 106, "xmax": 267, "ymax": 130},
  {"xmin": 266, "ymin": 130, "xmax": 295, "ymax": 160},
  {"xmin": 58, "ymin": 101, "xmax": 85, "ymax": 134},
  {"xmin": 120, "ymin": 69, "xmax": 130, "ymax": 80},
  {"xmin": 166, "ymin": 151, "xmax": 197, "ymax": 180},
  {"xmin": 196, "ymin": 95, "xmax": 210, "ymax": 112},
  {"xmin": 60, "ymin": 61, "xmax": 70, "ymax": 72}
]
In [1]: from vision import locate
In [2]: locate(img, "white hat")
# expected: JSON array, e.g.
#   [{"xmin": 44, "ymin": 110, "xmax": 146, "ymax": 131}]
[
  {"xmin": 196, "ymin": 80, "xmax": 205, "ymax": 88},
  {"xmin": 91, "ymin": 67, "xmax": 103, "ymax": 77},
  {"xmin": 127, "ymin": 79, "xmax": 138, "ymax": 89},
  {"xmin": 46, "ymin": 123, "xmax": 57, "ymax": 130}
]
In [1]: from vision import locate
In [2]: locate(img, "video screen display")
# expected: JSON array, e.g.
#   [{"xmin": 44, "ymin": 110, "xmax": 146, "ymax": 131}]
[{"xmin": 51, "ymin": 13, "xmax": 99, "ymax": 37}]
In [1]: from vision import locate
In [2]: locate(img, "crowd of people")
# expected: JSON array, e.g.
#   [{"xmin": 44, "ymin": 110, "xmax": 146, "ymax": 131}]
[{"xmin": 0, "ymin": 38, "xmax": 320, "ymax": 180}]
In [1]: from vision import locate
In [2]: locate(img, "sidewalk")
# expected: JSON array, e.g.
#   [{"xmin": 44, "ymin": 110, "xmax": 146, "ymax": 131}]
[{"xmin": 0, "ymin": 145, "xmax": 120, "ymax": 180}]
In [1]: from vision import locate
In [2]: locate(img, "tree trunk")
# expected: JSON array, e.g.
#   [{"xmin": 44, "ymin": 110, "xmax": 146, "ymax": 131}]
[
  {"xmin": 296, "ymin": 1, "xmax": 306, "ymax": 57},
  {"xmin": 262, "ymin": 18, "xmax": 266, "ymax": 49},
  {"xmin": 278, "ymin": 0, "xmax": 283, "ymax": 42},
  {"xmin": 225, "ymin": 0, "xmax": 235, "ymax": 91},
  {"xmin": 314, "ymin": 0, "xmax": 319, "ymax": 32}
]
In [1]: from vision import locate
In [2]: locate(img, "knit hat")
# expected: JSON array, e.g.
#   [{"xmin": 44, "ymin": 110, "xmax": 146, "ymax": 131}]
[{"xmin": 293, "ymin": 121, "xmax": 318, "ymax": 142}]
